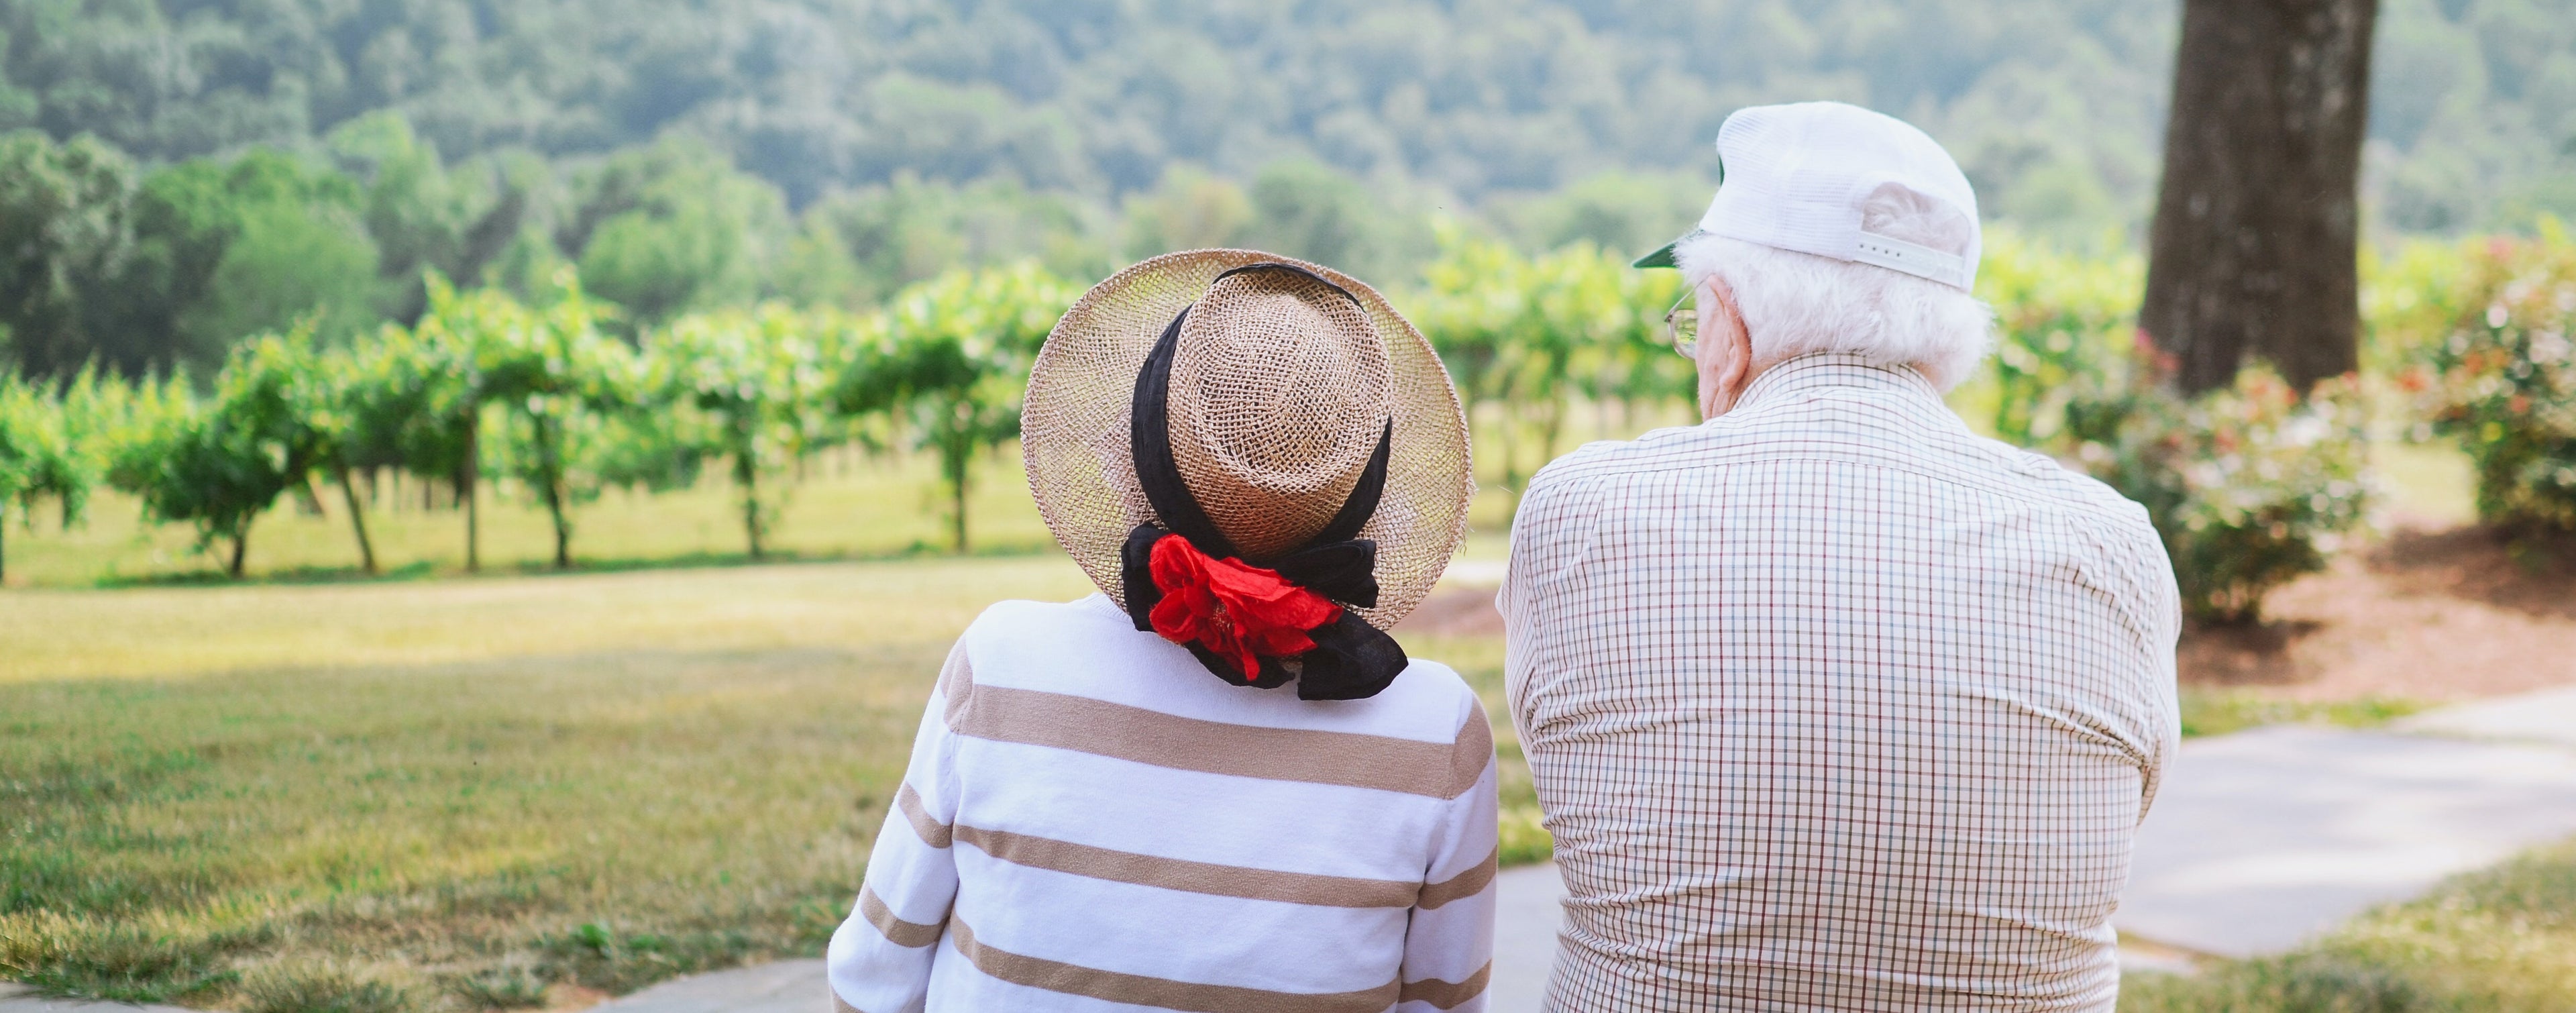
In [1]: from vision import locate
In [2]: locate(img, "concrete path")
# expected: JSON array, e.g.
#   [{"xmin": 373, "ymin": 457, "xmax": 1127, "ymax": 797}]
[
  {"xmin": 2117, "ymin": 723, "xmax": 2576, "ymax": 956},
  {"xmin": 0, "ymin": 985, "xmax": 190, "ymax": 1013},
  {"xmin": 592, "ymin": 959, "xmax": 821, "ymax": 1013}
]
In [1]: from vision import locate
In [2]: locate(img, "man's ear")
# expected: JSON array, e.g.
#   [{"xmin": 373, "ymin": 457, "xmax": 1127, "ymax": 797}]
[{"xmin": 1713, "ymin": 278, "xmax": 1754, "ymax": 403}]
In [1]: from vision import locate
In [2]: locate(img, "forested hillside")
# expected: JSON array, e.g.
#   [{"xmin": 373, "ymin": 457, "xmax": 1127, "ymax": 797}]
[
  {"xmin": 8, "ymin": 0, "xmax": 2570, "ymax": 229},
  {"xmin": 1, "ymin": 0, "xmax": 2571, "ymax": 378}
]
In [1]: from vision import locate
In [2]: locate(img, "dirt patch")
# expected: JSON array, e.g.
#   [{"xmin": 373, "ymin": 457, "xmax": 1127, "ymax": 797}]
[
  {"xmin": 1404, "ymin": 524, "xmax": 2576, "ymax": 704},
  {"xmin": 1397, "ymin": 584, "xmax": 1508, "ymax": 637},
  {"xmin": 2214, "ymin": 525, "xmax": 2576, "ymax": 701}
]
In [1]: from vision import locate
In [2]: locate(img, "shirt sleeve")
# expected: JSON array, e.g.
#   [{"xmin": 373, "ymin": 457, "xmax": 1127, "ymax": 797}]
[
  {"xmin": 1499, "ymin": 470, "xmax": 1605, "ymax": 729},
  {"xmin": 2074, "ymin": 501, "xmax": 2186, "ymax": 818},
  {"xmin": 1397, "ymin": 696, "xmax": 1501, "ymax": 1012},
  {"xmin": 826, "ymin": 641, "xmax": 968, "ymax": 1013}
]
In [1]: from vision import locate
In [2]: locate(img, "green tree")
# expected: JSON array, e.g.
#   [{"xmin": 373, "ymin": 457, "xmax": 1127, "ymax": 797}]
[
  {"xmin": 109, "ymin": 150, "xmax": 383, "ymax": 374},
  {"xmin": 785, "ymin": 172, "xmax": 1106, "ymax": 309},
  {"xmin": 641, "ymin": 305, "xmax": 830, "ymax": 558},
  {"xmin": 472, "ymin": 275, "xmax": 632, "ymax": 568},
  {"xmin": 1242, "ymin": 160, "xmax": 1411, "ymax": 278},
  {"xmin": 1490, "ymin": 170, "xmax": 1715, "ymax": 256},
  {"xmin": 301, "ymin": 345, "xmax": 385, "ymax": 574},
  {"xmin": 114, "ymin": 332, "xmax": 335, "ymax": 578},
  {"xmin": 1121, "ymin": 166, "xmax": 1254, "ymax": 260},
  {"xmin": 0, "ymin": 131, "xmax": 133, "ymax": 379},
  {"xmin": 837, "ymin": 264, "xmax": 1071, "ymax": 553},
  {"xmin": 0, "ymin": 371, "xmax": 92, "ymax": 582},
  {"xmin": 384, "ymin": 276, "xmax": 518, "ymax": 570},
  {"xmin": 564, "ymin": 140, "xmax": 791, "ymax": 327},
  {"xmin": 326, "ymin": 111, "xmax": 525, "ymax": 324},
  {"xmin": 1413, "ymin": 234, "xmax": 1681, "ymax": 501},
  {"xmin": 186, "ymin": 201, "xmax": 383, "ymax": 354}
]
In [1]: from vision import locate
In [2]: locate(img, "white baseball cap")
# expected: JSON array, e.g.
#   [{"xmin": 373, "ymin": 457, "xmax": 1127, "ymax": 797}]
[{"xmin": 1635, "ymin": 101, "xmax": 1982, "ymax": 291}]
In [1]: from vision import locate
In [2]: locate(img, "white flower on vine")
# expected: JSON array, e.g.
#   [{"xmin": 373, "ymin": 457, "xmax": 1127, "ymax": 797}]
[{"xmin": 2532, "ymin": 331, "xmax": 2571, "ymax": 364}]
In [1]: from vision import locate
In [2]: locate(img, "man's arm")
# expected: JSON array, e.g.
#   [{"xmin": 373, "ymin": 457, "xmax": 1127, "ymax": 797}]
[
  {"xmin": 826, "ymin": 643, "xmax": 969, "ymax": 1013},
  {"xmin": 2074, "ymin": 502, "xmax": 2186, "ymax": 816},
  {"xmin": 1499, "ymin": 470, "xmax": 1605, "ymax": 725}
]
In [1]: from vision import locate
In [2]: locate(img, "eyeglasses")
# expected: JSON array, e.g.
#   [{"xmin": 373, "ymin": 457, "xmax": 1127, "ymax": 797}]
[{"xmin": 1664, "ymin": 288, "xmax": 1699, "ymax": 360}]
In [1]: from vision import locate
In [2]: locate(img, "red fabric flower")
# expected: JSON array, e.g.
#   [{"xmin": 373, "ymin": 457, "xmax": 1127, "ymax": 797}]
[{"xmin": 1145, "ymin": 535, "xmax": 1342, "ymax": 680}]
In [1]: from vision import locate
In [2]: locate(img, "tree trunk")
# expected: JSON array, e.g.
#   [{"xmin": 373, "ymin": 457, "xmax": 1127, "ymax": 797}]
[
  {"xmin": 737, "ymin": 449, "xmax": 764, "ymax": 559},
  {"xmin": 462, "ymin": 417, "xmax": 480, "ymax": 572},
  {"xmin": 1539, "ymin": 392, "xmax": 1567, "ymax": 466},
  {"xmin": 549, "ymin": 488, "xmax": 570, "ymax": 570},
  {"xmin": 294, "ymin": 477, "xmax": 327, "ymax": 517},
  {"xmin": 335, "ymin": 461, "xmax": 378, "ymax": 575},
  {"xmin": 951, "ymin": 471, "xmax": 969, "ymax": 555},
  {"xmin": 2141, "ymin": 0, "xmax": 2379, "ymax": 394},
  {"xmin": 538, "ymin": 419, "xmax": 572, "ymax": 570},
  {"xmin": 949, "ymin": 439, "xmax": 972, "ymax": 555},
  {"xmin": 227, "ymin": 528, "xmax": 249, "ymax": 578}
]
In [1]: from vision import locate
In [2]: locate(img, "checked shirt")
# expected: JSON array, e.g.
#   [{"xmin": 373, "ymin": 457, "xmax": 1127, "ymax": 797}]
[{"xmin": 1499, "ymin": 354, "xmax": 2181, "ymax": 1012}]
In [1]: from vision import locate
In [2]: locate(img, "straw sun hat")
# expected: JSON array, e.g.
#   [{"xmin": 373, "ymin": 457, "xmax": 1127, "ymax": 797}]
[{"xmin": 1022, "ymin": 250, "xmax": 1472, "ymax": 700}]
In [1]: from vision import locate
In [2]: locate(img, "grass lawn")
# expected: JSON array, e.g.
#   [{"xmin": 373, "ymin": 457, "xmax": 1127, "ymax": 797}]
[
  {"xmin": 0, "ymin": 553, "xmax": 1544, "ymax": 1010},
  {"xmin": 2122, "ymin": 839, "xmax": 2576, "ymax": 1011},
  {"xmin": 0, "ymin": 557, "xmax": 1086, "ymax": 1008}
]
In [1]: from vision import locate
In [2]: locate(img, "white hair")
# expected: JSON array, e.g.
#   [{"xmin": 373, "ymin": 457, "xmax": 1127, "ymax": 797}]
[{"xmin": 1675, "ymin": 186, "xmax": 1994, "ymax": 391}]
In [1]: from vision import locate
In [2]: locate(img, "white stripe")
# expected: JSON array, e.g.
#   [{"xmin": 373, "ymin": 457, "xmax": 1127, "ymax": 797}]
[
  {"xmin": 951, "ymin": 851, "xmax": 1409, "ymax": 991},
  {"xmin": 953, "ymin": 737, "xmax": 1456, "ymax": 882}
]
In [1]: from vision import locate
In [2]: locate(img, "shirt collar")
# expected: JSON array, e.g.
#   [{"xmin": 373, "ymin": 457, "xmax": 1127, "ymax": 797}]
[{"xmin": 1731, "ymin": 352, "xmax": 1948, "ymax": 415}]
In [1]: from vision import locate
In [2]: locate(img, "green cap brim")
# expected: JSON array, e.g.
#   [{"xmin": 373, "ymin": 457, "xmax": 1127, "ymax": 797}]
[{"xmin": 1631, "ymin": 239, "xmax": 1681, "ymax": 270}]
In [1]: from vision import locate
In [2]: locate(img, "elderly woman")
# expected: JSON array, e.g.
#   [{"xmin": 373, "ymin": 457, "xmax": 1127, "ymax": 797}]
[
  {"xmin": 826, "ymin": 252, "xmax": 1497, "ymax": 1013},
  {"xmin": 1502, "ymin": 102, "xmax": 2180, "ymax": 1012}
]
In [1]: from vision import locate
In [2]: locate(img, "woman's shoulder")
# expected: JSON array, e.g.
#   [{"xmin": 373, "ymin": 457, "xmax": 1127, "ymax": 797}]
[{"xmin": 955, "ymin": 595, "xmax": 1485, "ymax": 749}]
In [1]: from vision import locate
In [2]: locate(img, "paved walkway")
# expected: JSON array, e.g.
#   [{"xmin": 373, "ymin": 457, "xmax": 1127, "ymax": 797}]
[
  {"xmin": 14, "ymin": 686, "xmax": 2576, "ymax": 1013},
  {"xmin": 0, "ymin": 987, "xmax": 186, "ymax": 1013}
]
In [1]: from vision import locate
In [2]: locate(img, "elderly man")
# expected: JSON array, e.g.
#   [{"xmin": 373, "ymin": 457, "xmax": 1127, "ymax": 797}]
[{"xmin": 1498, "ymin": 101, "xmax": 2180, "ymax": 1011}]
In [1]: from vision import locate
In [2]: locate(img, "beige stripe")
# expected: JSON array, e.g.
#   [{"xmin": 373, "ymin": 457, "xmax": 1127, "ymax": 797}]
[
  {"xmin": 1415, "ymin": 847, "xmax": 1498, "ymax": 910},
  {"xmin": 1397, "ymin": 963, "xmax": 1491, "ymax": 1010},
  {"xmin": 894, "ymin": 784, "xmax": 952, "ymax": 849},
  {"xmin": 829, "ymin": 990, "xmax": 861, "ymax": 1013},
  {"xmin": 949, "ymin": 918, "xmax": 1399, "ymax": 1013},
  {"xmin": 947, "ymin": 658, "xmax": 1490, "ymax": 800},
  {"xmin": 1451, "ymin": 697, "xmax": 1494, "ymax": 796},
  {"xmin": 937, "ymin": 641, "xmax": 972, "ymax": 726},
  {"xmin": 954, "ymin": 824, "xmax": 1420, "ymax": 908},
  {"xmin": 858, "ymin": 884, "xmax": 945, "ymax": 948}
]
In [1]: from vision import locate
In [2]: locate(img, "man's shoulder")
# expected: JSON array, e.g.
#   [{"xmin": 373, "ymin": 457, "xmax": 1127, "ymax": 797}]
[
  {"xmin": 1524, "ymin": 419, "xmax": 2157, "ymax": 542},
  {"xmin": 1525, "ymin": 424, "xmax": 1720, "ymax": 495},
  {"xmin": 1959, "ymin": 435, "xmax": 2159, "ymax": 537}
]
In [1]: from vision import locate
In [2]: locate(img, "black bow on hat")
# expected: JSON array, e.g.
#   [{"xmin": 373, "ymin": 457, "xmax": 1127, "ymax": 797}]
[{"xmin": 1116, "ymin": 263, "xmax": 1411, "ymax": 701}]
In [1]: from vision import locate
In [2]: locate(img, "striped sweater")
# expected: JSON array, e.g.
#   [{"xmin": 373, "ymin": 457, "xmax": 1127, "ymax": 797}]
[{"xmin": 826, "ymin": 594, "xmax": 1499, "ymax": 1013}]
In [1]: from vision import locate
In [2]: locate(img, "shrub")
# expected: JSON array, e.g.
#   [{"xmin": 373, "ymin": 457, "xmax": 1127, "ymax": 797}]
[
  {"xmin": 2412, "ymin": 221, "xmax": 2576, "ymax": 531},
  {"xmin": 1966, "ymin": 231, "xmax": 2147, "ymax": 447},
  {"xmin": 1958, "ymin": 232, "xmax": 2374, "ymax": 626},
  {"xmin": 2065, "ymin": 359, "xmax": 2373, "ymax": 625}
]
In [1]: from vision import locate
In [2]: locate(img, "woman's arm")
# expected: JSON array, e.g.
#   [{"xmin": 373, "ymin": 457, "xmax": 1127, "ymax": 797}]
[
  {"xmin": 826, "ymin": 643, "xmax": 969, "ymax": 1013},
  {"xmin": 1397, "ymin": 700, "xmax": 1500, "ymax": 1012}
]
